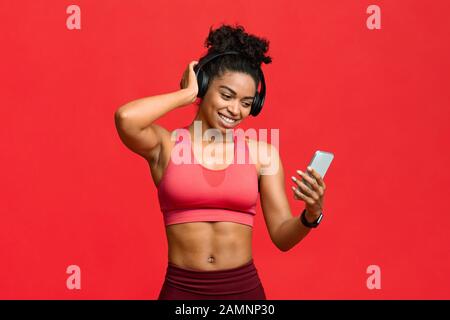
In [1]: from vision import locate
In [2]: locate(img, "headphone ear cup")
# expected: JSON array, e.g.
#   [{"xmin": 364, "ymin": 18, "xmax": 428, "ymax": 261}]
[
  {"xmin": 197, "ymin": 70, "xmax": 209, "ymax": 98},
  {"xmin": 251, "ymin": 93, "xmax": 262, "ymax": 116}
]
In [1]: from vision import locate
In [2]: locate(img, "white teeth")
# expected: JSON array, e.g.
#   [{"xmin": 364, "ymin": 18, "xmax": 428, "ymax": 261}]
[{"xmin": 219, "ymin": 114, "xmax": 236, "ymax": 123}]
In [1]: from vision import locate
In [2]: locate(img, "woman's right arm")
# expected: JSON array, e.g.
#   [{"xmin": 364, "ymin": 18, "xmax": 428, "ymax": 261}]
[{"xmin": 114, "ymin": 61, "xmax": 199, "ymax": 163}]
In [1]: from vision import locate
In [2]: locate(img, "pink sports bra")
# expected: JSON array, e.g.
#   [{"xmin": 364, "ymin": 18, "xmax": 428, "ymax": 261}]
[{"xmin": 157, "ymin": 126, "xmax": 259, "ymax": 227}]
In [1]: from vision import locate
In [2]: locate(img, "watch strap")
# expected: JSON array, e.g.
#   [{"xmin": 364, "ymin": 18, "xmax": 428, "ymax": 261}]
[{"xmin": 300, "ymin": 209, "xmax": 323, "ymax": 228}]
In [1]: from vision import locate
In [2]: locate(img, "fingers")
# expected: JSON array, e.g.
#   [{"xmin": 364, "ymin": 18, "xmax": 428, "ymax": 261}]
[
  {"xmin": 291, "ymin": 175, "xmax": 315, "ymax": 197},
  {"xmin": 291, "ymin": 185, "xmax": 315, "ymax": 205},
  {"xmin": 295, "ymin": 170, "xmax": 320, "ymax": 195},
  {"xmin": 306, "ymin": 167, "xmax": 326, "ymax": 189},
  {"xmin": 181, "ymin": 61, "xmax": 199, "ymax": 89},
  {"xmin": 190, "ymin": 62, "xmax": 199, "ymax": 78},
  {"xmin": 190, "ymin": 60, "xmax": 199, "ymax": 70},
  {"xmin": 291, "ymin": 166, "xmax": 326, "ymax": 200},
  {"xmin": 291, "ymin": 167, "xmax": 326, "ymax": 209}
]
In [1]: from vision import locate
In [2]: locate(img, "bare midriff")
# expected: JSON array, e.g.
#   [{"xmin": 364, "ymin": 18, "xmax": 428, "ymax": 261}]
[{"xmin": 165, "ymin": 221, "xmax": 253, "ymax": 271}]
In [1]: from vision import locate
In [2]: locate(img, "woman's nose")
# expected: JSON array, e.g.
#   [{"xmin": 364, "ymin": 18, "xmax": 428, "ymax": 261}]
[{"xmin": 227, "ymin": 101, "xmax": 240, "ymax": 115}]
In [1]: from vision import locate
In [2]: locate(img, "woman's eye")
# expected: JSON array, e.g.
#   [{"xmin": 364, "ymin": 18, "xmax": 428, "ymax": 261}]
[{"xmin": 221, "ymin": 94, "xmax": 251, "ymax": 107}]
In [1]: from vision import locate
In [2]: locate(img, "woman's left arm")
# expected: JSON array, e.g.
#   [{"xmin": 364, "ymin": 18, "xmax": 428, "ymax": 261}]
[{"xmin": 259, "ymin": 142, "xmax": 326, "ymax": 252}]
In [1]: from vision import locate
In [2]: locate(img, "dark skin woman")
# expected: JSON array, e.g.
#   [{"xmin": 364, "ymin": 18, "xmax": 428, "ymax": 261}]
[{"xmin": 114, "ymin": 59, "xmax": 326, "ymax": 271}]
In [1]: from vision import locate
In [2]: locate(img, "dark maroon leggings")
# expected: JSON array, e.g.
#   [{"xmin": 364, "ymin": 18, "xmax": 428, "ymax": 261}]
[{"xmin": 158, "ymin": 259, "xmax": 266, "ymax": 300}]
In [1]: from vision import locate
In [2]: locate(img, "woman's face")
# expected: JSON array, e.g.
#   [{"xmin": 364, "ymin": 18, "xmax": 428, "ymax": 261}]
[{"xmin": 199, "ymin": 71, "xmax": 256, "ymax": 131}]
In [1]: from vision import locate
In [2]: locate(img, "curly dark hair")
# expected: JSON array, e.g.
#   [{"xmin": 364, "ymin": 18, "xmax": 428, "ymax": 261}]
[{"xmin": 199, "ymin": 23, "xmax": 272, "ymax": 90}]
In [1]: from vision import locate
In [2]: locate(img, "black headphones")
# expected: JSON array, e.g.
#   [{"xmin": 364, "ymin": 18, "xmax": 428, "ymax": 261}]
[{"xmin": 193, "ymin": 51, "xmax": 266, "ymax": 117}]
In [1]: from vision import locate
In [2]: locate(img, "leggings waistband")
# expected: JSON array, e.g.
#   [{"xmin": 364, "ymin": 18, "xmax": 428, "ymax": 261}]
[{"xmin": 163, "ymin": 259, "xmax": 262, "ymax": 295}]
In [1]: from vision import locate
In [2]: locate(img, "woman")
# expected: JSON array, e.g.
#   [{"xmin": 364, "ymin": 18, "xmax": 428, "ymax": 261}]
[{"xmin": 114, "ymin": 24, "xmax": 327, "ymax": 300}]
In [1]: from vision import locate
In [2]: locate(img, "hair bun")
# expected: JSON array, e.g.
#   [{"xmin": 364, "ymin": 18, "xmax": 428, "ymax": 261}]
[{"xmin": 204, "ymin": 23, "xmax": 272, "ymax": 67}]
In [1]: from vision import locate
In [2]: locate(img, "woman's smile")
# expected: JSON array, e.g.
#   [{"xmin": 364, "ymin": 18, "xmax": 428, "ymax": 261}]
[{"xmin": 217, "ymin": 112, "xmax": 240, "ymax": 128}]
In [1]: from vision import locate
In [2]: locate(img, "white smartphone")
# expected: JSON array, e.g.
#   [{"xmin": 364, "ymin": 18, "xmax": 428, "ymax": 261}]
[{"xmin": 302, "ymin": 150, "xmax": 334, "ymax": 189}]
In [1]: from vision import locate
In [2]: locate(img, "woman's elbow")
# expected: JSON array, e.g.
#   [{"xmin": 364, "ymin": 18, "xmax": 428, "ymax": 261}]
[{"xmin": 274, "ymin": 241, "xmax": 292, "ymax": 252}]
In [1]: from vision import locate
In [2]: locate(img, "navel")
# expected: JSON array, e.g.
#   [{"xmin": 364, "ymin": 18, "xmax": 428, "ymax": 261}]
[{"xmin": 207, "ymin": 256, "xmax": 215, "ymax": 263}]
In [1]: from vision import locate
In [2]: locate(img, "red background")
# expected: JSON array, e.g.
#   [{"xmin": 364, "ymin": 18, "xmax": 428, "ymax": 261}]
[{"xmin": 1, "ymin": 0, "xmax": 449, "ymax": 299}]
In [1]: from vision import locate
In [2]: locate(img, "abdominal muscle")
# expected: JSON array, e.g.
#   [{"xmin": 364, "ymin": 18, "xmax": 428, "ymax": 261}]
[{"xmin": 165, "ymin": 222, "xmax": 253, "ymax": 271}]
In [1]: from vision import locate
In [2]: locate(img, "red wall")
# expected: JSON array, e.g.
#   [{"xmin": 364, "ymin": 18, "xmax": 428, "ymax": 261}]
[{"xmin": 1, "ymin": 0, "xmax": 449, "ymax": 299}]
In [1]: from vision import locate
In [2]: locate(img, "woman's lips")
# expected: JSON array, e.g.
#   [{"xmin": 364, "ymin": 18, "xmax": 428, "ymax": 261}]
[{"xmin": 217, "ymin": 112, "xmax": 239, "ymax": 128}]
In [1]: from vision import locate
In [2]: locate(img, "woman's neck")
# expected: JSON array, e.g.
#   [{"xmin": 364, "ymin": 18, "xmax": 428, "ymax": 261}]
[{"xmin": 187, "ymin": 117, "xmax": 234, "ymax": 146}]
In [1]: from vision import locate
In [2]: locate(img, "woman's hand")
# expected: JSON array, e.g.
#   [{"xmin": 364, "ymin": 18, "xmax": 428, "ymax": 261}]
[
  {"xmin": 291, "ymin": 167, "xmax": 326, "ymax": 221},
  {"xmin": 180, "ymin": 60, "xmax": 199, "ymax": 101}
]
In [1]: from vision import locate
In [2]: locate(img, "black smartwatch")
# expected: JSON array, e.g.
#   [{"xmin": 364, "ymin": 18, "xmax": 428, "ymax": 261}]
[{"xmin": 300, "ymin": 209, "xmax": 323, "ymax": 228}]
